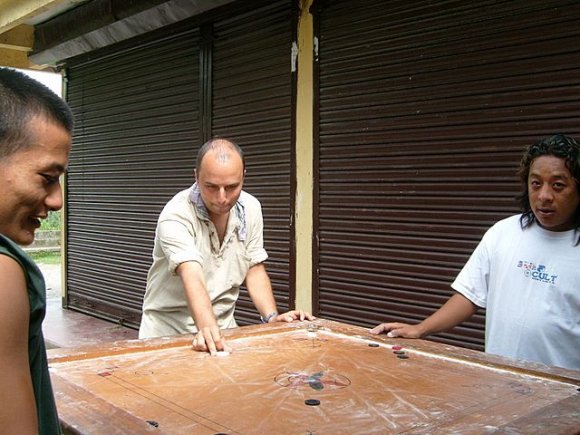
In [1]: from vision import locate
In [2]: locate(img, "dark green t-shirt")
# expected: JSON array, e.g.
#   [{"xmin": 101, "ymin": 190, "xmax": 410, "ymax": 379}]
[{"xmin": 0, "ymin": 234, "xmax": 61, "ymax": 435}]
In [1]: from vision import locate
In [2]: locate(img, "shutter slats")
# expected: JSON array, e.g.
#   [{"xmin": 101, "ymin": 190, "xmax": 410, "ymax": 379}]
[
  {"xmin": 212, "ymin": 1, "xmax": 293, "ymax": 325},
  {"xmin": 67, "ymin": 3, "xmax": 293, "ymax": 327},
  {"xmin": 66, "ymin": 30, "xmax": 200, "ymax": 326},
  {"xmin": 317, "ymin": 0, "xmax": 580, "ymax": 350}
]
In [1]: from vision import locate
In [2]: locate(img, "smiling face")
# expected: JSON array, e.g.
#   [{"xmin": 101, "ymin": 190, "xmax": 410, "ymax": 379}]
[
  {"xmin": 528, "ymin": 155, "xmax": 580, "ymax": 232},
  {"xmin": 0, "ymin": 116, "xmax": 72, "ymax": 245}
]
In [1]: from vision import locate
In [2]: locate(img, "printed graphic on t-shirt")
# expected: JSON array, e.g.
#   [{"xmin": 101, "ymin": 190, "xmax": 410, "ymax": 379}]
[{"xmin": 517, "ymin": 261, "xmax": 557, "ymax": 284}]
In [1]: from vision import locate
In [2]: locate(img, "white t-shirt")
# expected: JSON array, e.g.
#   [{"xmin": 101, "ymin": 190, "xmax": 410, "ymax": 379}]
[
  {"xmin": 139, "ymin": 184, "xmax": 268, "ymax": 338},
  {"xmin": 452, "ymin": 214, "xmax": 580, "ymax": 370}
]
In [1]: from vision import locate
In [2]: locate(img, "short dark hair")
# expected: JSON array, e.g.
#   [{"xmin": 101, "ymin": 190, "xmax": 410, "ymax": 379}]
[
  {"xmin": 195, "ymin": 137, "xmax": 245, "ymax": 174},
  {"xmin": 517, "ymin": 133, "xmax": 580, "ymax": 243},
  {"xmin": 0, "ymin": 68, "xmax": 74, "ymax": 159}
]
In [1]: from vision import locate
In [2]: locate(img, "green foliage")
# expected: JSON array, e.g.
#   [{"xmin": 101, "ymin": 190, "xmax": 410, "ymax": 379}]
[
  {"xmin": 29, "ymin": 250, "xmax": 62, "ymax": 264},
  {"xmin": 40, "ymin": 211, "xmax": 61, "ymax": 230}
]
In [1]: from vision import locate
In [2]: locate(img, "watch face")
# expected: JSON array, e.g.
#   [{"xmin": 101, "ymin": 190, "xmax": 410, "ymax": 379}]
[{"xmin": 262, "ymin": 312, "xmax": 278, "ymax": 323}]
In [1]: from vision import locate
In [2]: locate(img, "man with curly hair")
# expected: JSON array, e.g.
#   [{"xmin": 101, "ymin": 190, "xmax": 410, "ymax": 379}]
[{"xmin": 372, "ymin": 134, "xmax": 580, "ymax": 370}]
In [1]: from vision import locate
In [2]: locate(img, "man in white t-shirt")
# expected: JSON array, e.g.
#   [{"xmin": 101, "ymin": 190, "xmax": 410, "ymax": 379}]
[
  {"xmin": 140, "ymin": 138, "xmax": 314, "ymax": 355},
  {"xmin": 371, "ymin": 134, "xmax": 580, "ymax": 371}
]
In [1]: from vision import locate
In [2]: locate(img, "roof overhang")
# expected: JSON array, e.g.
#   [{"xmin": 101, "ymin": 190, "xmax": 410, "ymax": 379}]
[{"xmin": 0, "ymin": 0, "xmax": 236, "ymax": 69}]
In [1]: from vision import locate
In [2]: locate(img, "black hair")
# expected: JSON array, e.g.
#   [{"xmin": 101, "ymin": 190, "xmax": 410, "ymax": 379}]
[
  {"xmin": 0, "ymin": 67, "xmax": 74, "ymax": 159},
  {"xmin": 517, "ymin": 133, "xmax": 580, "ymax": 244}
]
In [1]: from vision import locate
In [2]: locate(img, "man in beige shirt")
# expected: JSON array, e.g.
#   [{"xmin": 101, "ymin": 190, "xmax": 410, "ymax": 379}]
[{"xmin": 139, "ymin": 138, "xmax": 313, "ymax": 354}]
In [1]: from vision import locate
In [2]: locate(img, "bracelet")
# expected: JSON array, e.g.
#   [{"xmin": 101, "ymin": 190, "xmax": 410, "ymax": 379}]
[{"xmin": 260, "ymin": 311, "xmax": 278, "ymax": 324}]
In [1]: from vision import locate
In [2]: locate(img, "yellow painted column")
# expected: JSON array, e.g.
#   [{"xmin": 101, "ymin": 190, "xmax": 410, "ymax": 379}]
[
  {"xmin": 60, "ymin": 70, "xmax": 68, "ymax": 305},
  {"xmin": 294, "ymin": 0, "xmax": 314, "ymax": 312}
]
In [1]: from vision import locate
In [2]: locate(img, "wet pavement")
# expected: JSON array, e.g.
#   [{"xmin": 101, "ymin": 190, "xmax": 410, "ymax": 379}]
[{"xmin": 40, "ymin": 263, "xmax": 138, "ymax": 349}]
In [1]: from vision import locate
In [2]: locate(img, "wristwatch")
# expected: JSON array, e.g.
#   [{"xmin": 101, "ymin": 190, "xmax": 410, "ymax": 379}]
[{"xmin": 260, "ymin": 311, "xmax": 278, "ymax": 324}]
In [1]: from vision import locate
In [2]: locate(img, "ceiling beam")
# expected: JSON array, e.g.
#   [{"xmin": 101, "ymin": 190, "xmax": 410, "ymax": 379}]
[
  {"xmin": 0, "ymin": 24, "xmax": 39, "ymax": 69},
  {"xmin": 0, "ymin": 47, "xmax": 31, "ymax": 68},
  {"xmin": 30, "ymin": 0, "xmax": 237, "ymax": 66},
  {"xmin": 0, "ymin": 24, "xmax": 34, "ymax": 51},
  {"xmin": 0, "ymin": 0, "xmax": 68, "ymax": 33}
]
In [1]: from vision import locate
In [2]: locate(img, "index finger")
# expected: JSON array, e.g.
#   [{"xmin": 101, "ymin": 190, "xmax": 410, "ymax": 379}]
[
  {"xmin": 202, "ymin": 328, "xmax": 220, "ymax": 356},
  {"xmin": 213, "ymin": 331, "xmax": 230, "ymax": 352}
]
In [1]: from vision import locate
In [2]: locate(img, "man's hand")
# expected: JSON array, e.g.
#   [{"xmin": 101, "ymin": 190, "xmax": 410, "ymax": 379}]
[
  {"xmin": 272, "ymin": 310, "xmax": 316, "ymax": 323},
  {"xmin": 178, "ymin": 261, "xmax": 232, "ymax": 356},
  {"xmin": 192, "ymin": 325, "xmax": 232, "ymax": 356},
  {"xmin": 369, "ymin": 322, "xmax": 423, "ymax": 338},
  {"xmin": 370, "ymin": 293, "xmax": 478, "ymax": 339}
]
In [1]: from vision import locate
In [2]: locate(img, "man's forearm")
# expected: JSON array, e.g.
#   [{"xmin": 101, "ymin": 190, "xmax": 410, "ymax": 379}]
[
  {"xmin": 417, "ymin": 293, "xmax": 478, "ymax": 337},
  {"xmin": 176, "ymin": 261, "xmax": 217, "ymax": 329},
  {"xmin": 245, "ymin": 264, "xmax": 277, "ymax": 318}
]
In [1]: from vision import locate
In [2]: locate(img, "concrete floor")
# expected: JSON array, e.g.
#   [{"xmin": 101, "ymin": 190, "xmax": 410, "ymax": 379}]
[{"xmin": 40, "ymin": 263, "xmax": 138, "ymax": 349}]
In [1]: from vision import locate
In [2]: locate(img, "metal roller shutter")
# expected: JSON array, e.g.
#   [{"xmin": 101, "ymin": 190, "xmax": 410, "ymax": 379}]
[
  {"xmin": 316, "ymin": 0, "xmax": 580, "ymax": 349},
  {"xmin": 66, "ymin": 30, "xmax": 200, "ymax": 327},
  {"xmin": 212, "ymin": 1, "xmax": 294, "ymax": 324}
]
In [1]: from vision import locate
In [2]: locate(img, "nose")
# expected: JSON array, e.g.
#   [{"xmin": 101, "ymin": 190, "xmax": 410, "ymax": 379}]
[
  {"xmin": 537, "ymin": 184, "xmax": 554, "ymax": 203},
  {"xmin": 45, "ymin": 183, "xmax": 64, "ymax": 211},
  {"xmin": 217, "ymin": 187, "xmax": 227, "ymax": 204}
]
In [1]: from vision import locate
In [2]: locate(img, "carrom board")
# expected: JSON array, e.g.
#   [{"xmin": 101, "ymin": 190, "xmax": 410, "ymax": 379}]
[{"xmin": 48, "ymin": 319, "xmax": 580, "ymax": 434}]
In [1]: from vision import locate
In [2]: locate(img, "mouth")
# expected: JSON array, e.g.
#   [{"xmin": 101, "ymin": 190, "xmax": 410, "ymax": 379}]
[
  {"xmin": 536, "ymin": 208, "xmax": 556, "ymax": 218},
  {"xmin": 30, "ymin": 216, "xmax": 43, "ymax": 228}
]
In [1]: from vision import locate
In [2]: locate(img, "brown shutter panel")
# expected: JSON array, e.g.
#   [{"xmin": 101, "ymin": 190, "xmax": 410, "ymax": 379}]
[
  {"xmin": 316, "ymin": 0, "xmax": 580, "ymax": 350},
  {"xmin": 64, "ymin": 1, "xmax": 293, "ymax": 329},
  {"xmin": 211, "ymin": 1, "xmax": 294, "ymax": 324},
  {"xmin": 65, "ymin": 30, "xmax": 200, "ymax": 326}
]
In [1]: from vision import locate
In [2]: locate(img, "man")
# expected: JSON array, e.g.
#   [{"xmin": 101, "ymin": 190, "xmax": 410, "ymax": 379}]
[
  {"xmin": 0, "ymin": 68, "xmax": 74, "ymax": 434},
  {"xmin": 140, "ymin": 138, "xmax": 313, "ymax": 354},
  {"xmin": 371, "ymin": 134, "xmax": 580, "ymax": 371}
]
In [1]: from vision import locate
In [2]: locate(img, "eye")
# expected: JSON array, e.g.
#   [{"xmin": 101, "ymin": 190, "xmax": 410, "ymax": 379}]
[
  {"xmin": 41, "ymin": 174, "xmax": 59, "ymax": 185},
  {"xmin": 552, "ymin": 182, "xmax": 565, "ymax": 190}
]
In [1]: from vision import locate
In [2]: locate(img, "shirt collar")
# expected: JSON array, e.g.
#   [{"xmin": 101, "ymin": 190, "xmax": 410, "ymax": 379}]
[{"xmin": 189, "ymin": 183, "xmax": 247, "ymax": 241}]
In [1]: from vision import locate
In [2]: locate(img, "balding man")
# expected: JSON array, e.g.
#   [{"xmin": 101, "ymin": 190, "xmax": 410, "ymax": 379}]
[{"xmin": 139, "ymin": 138, "xmax": 313, "ymax": 354}]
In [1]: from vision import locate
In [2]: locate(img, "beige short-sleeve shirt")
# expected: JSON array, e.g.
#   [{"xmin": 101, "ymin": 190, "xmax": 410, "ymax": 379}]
[{"xmin": 139, "ymin": 184, "xmax": 268, "ymax": 338}]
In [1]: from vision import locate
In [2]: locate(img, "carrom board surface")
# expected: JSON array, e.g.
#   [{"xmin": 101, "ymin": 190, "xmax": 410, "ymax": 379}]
[{"xmin": 48, "ymin": 319, "xmax": 580, "ymax": 434}]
